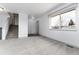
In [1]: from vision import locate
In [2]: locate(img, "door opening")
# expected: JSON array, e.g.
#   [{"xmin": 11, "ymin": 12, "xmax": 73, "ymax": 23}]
[
  {"xmin": 28, "ymin": 17, "xmax": 39, "ymax": 37},
  {"xmin": 6, "ymin": 13, "xmax": 19, "ymax": 39}
]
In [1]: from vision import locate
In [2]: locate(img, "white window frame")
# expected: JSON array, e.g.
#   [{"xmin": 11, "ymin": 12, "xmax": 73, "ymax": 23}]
[{"xmin": 49, "ymin": 10, "xmax": 76, "ymax": 31}]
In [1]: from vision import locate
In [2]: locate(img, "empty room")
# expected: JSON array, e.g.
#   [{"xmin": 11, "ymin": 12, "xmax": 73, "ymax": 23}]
[{"xmin": 0, "ymin": 3, "xmax": 79, "ymax": 55}]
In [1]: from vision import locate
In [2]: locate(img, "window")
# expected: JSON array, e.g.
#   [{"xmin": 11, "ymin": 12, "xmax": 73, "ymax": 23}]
[
  {"xmin": 49, "ymin": 15, "xmax": 60, "ymax": 29},
  {"xmin": 49, "ymin": 10, "xmax": 76, "ymax": 30}
]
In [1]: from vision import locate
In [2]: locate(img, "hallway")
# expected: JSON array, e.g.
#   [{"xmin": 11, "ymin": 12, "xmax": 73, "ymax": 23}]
[{"xmin": 6, "ymin": 25, "xmax": 18, "ymax": 39}]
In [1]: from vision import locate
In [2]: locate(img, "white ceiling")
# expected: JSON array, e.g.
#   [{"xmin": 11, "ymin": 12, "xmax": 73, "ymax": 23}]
[{"xmin": 0, "ymin": 3, "xmax": 63, "ymax": 18}]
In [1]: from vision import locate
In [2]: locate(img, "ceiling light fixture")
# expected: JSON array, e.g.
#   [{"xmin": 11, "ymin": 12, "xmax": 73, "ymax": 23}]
[{"xmin": 0, "ymin": 7, "xmax": 4, "ymax": 11}]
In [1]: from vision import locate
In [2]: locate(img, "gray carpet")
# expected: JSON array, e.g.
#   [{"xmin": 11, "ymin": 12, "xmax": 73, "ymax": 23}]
[{"xmin": 0, "ymin": 36, "xmax": 79, "ymax": 55}]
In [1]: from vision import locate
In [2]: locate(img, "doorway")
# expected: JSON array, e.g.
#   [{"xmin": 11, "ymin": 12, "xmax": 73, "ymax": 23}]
[
  {"xmin": 6, "ymin": 13, "xmax": 19, "ymax": 39},
  {"xmin": 28, "ymin": 18, "xmax": 39, "ymax": 37}
]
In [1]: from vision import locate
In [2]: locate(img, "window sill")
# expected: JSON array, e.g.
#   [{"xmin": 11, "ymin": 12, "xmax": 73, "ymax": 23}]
[{"xmin": 49, "ymin": 25, "xmax": 77, "ymax": 31}]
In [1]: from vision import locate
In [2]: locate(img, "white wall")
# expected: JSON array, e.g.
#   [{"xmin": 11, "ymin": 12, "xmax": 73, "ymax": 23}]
[
  {"xmin": 0, "ymin": 12, "xmax": 10, "ymax": 40},
  {"xmin": 19, "ymin": 13, "xmax": 28, "ymax": 38},
  {"xmin": 2, "ymin": 17, "xmax": 10, "ymax": 40},
  {"xmin": 28, "ymin": 19, "xmax": 37, "ymax": 34},
  {"xmin": 0, "ymin": 17, "xmax": 2, "ymax": 27},
  {"xmin": 37, "ymin": 4, "xmax": 79, "ymax": 48}
]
